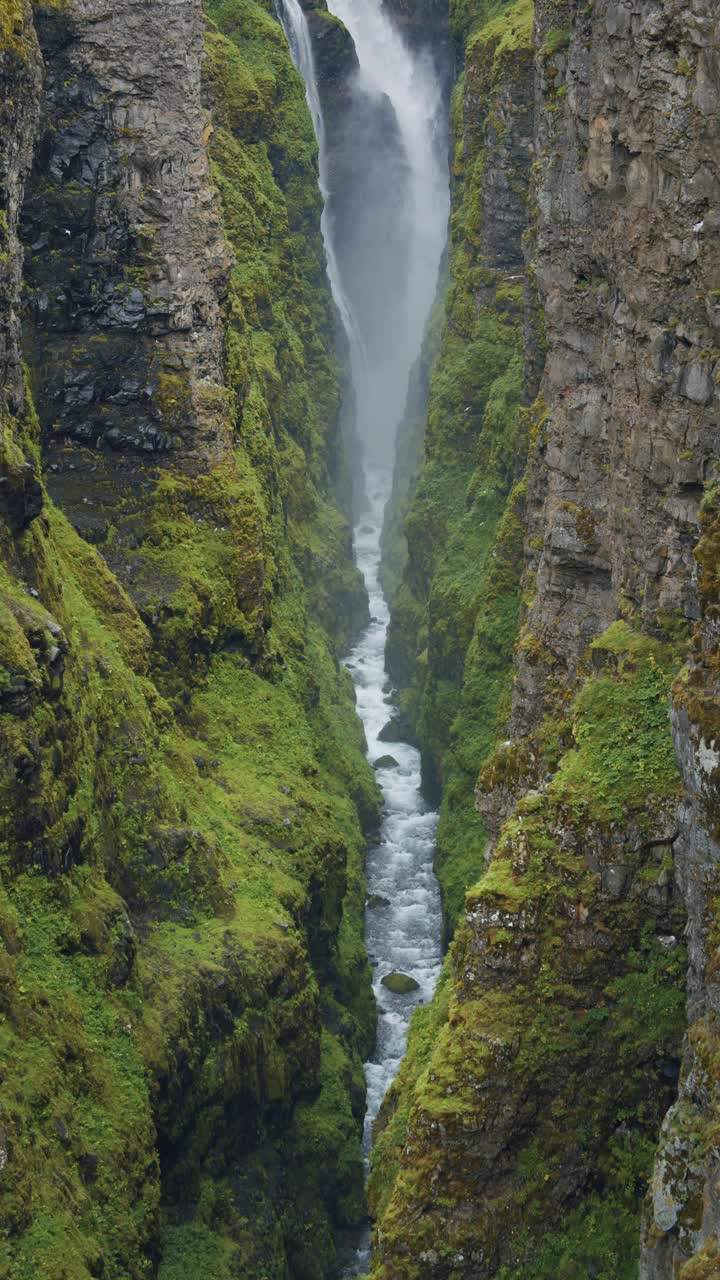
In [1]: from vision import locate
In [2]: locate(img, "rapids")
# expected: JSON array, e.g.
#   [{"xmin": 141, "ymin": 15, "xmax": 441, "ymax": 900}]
[{"xmin": 337, "ymin": 468, "xmax": 443, "ymax": 1274}]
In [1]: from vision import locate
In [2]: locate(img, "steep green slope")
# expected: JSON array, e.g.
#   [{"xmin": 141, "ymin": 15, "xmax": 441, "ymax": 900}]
[{"xmin": 0, "ymin": 1, "xmax": 378, "ymax": 1276}]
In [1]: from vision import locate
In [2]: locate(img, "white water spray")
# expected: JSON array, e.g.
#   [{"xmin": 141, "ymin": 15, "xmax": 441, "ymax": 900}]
[
  {"xmin": 326, "ymin": 0, "xmax": 450, "ymax": 460},
  {"xmin": 277, "ymin": 0, "xmax": 367, "ymax": 385}
]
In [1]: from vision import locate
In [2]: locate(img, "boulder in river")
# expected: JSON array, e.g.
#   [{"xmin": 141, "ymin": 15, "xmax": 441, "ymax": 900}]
[
  {"xmin": 367, "ymin": 894, "xmax": 391, "ymax": 909},
  {"xmin": 381, "ymin": 971, "xmax": 420, "ymax": 995},
  {"xmin": 373, "ymin": 754, "xmax": 399, "ymax": 770},
  {"xmin": 378, "ymin": 718, "xmax": 408, "ymax": 743}
]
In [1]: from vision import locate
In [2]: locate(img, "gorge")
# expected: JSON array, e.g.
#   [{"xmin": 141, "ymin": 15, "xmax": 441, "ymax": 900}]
[{"xmin": 1, "ymin": 1, "xmax": 720, "ymax": 1280}]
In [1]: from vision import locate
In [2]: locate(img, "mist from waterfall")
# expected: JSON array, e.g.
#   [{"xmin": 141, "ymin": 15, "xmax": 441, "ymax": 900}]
[
  {"xmin": 279, "ymin": 0, "xmax": 449, "ymax": 464},
  {"xmin": 327, "ymin": 0, "xmax": 450, "ymax": 462}
]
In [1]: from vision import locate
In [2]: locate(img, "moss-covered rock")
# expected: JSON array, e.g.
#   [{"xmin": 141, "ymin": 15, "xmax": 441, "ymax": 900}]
[
  {"xmin": 0, "ymin": 0, "xmax": 380, "ymax": 1275},
  {"xmin": 373, "ymin": 0, "xmax": 713, "ymax": 1274},
  {"xmin": 384, "ymin": 0, "xmax": 534, "ymax": 943},
  {"xmin": 370, "ymin": 625, "xmax": 688, "ymax": 1277}
]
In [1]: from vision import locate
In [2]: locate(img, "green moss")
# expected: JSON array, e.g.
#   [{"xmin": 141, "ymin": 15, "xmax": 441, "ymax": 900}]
[
  {"xmin": 158, "ymin": 1226, "xmax": 236, "ymax": 1280},
  {"xmin": 542, "ymin": 25, "xmax": 571, "ymax": 58},
  {"xmin": 680, "ymin": 1236, "xmax": 720, "ymax": 1279},
  {"xmin": 0, "ymin": 0, "xmax": 27, "ymax": 58},
  {"xmin": 467, "ymin": 0, "xmax": 535, "ymax": 78},
  {"xmin": 552, "ymin": 627, "xmax": 683, "ymax": 822},
  {"xmin": 384, "ymin": 0, "xmax": 535, "ymax": 949},
  {"xmin": 368, "ymin": 963, "xmax": 453, "ymax": 1221},
  {"xmin": 370, "ymin": 615, "xmax": 687, "ymax": 1274},
  {"xmin": 0, "ymin": 1, "xmax": 377, "ymax": 1275}
]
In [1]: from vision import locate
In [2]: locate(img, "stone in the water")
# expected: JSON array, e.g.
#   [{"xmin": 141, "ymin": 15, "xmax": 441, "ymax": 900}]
[
  {"xmin": 374, "ymin": 754, "xmax": 399, "ymax": 770},
  {"xmin": 381, "ymin": 971, "xmax": 420, "ymax": 994},
  {"xmin": 360, "ymin": 523, "xmax": 374, "ymax": 534},
  {"xmin": 367, "ymin": 894, "xmax": 391, "ymax": 909},
  {"xmin": 378, "ymin": 718, "xmax": 407, "ymax": 743}
]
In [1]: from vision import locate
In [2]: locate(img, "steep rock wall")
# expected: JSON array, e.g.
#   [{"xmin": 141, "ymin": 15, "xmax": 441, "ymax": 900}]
[
  {"xmin": 375, "ymin": 0, "xmax": 720, "ymax": 1276},
  {"xmin": 0, "ymin": 1, "xmax": 379, "ymax": 1276}
]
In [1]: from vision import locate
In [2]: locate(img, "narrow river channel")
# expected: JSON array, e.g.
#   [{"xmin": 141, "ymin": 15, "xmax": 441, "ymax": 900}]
[{"xmin": 338, "ymin": 469, "xmax": 443, "ymax": 1275}]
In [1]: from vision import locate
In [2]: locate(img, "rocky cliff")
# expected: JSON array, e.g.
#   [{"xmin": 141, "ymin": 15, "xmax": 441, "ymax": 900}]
[
  {"xmin": 374, "ymin": 0, "xmax": 720, "ymax": 1276},
  {"xmin": 0, "ymin": 0, "xmax": 380, "ymax": 1275}
]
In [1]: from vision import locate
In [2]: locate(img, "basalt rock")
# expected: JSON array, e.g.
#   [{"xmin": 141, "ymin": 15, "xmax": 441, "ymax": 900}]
[{"xmin": 21, "ymin": 0, "xmax": 231, "ymax": 467}]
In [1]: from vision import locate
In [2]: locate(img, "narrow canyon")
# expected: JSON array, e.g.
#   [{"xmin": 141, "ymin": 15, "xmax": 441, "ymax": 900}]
[{"xmin": 0, "ymin": 0, "xmax": 719, "ymax": 1278}]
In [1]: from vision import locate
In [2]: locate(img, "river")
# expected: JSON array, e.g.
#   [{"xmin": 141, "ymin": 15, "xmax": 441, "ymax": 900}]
[{"xmin": 338, "ymin": 467, "xmax": 443, "ymax": 1275}]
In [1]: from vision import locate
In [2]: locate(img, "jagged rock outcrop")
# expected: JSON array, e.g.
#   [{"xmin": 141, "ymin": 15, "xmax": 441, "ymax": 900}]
[
  {"xmin": 0, "ymin": 0, "xmax": 42, "ymax": 531},
  {"xmin": 22, "ymin": 0, "xmax": 230, "ymax": 462},
  {"xmin": 512, "ymin": 0, "xmax": 720, "ymax": 739},
  {"xmin": 641, "ymin": 508, "xmax": 720, "ymax": 1275}
]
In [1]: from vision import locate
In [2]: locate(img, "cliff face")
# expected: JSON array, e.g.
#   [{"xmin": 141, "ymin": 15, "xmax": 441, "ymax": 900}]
[
  {"xmin": 374, "ymin": 0, "xmax": 720, "ymax": 1277},
  {"xmin": 0, "ymin": 1, "xmax": 379, "ymax": 1276}
]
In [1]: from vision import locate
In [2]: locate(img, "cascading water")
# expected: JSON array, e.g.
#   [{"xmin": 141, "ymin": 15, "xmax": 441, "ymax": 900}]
[
  {"xmin": 325, "ymin": 0, "xmax": 450, "ymax": 462},
  {"xmin": 338, "ymin": 474, "xmax": 443, "ymax": 1277},
  {"xmin": 278, "ymin": 1, "xmax": 449, "ymax": 1273},
  {"xmin": 278, "ymin": 0, "xmax": 367, "ymax": 386}
]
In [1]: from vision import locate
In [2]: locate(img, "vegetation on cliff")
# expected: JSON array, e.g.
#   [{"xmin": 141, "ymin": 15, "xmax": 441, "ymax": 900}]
[
  {"xmin": 371, "ymin": 0, "xmax": 712, "ymax": 1273},
  {"xmin": 384, "ymin": 0, "xmax": 533, "ymax": 940},
  {"xmin": 0, "ymin": 0, "xmax": 379, "ymax": 1275}
]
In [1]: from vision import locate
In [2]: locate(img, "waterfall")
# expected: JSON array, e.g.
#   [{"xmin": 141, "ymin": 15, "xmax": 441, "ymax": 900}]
[
  {"xmin": 325, "ymin": 0, "xmax": 450, "ymax": 462},
  {"xmin": 277, "ymin": 0, "xmax": 367, "ymax": 387},
  {"xmin": 280, "ymin": 0, "xmax": 449, "ymax": 465}
]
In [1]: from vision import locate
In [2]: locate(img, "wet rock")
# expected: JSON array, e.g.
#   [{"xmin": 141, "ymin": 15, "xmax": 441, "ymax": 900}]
[
  {"xmin": 0, "ymin": 458, "xmax": 43, "ymax": 532},
  {"xmin": 373, "ymin": 754, "xmax": 399, "ymax": 770},
  {"xmin": 367, "ymin": 895, "xmax": 391, "ymax": 910},
  {"xmin": 378, "ymin": 718, "xmax": 408, "ymax": 744},
  {"xmin": 381, "ymin": 971, "xmax": 419, "ymax": 995}
]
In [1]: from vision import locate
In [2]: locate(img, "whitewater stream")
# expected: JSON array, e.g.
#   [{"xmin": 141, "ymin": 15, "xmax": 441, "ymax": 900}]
[
  {"xmin": 337, "ymin": 469, "xmax": 443, "ymax": 1275},
  {"xmin": 347, "ymin": 471, "xmax": 443, "ymax": 1140}
]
